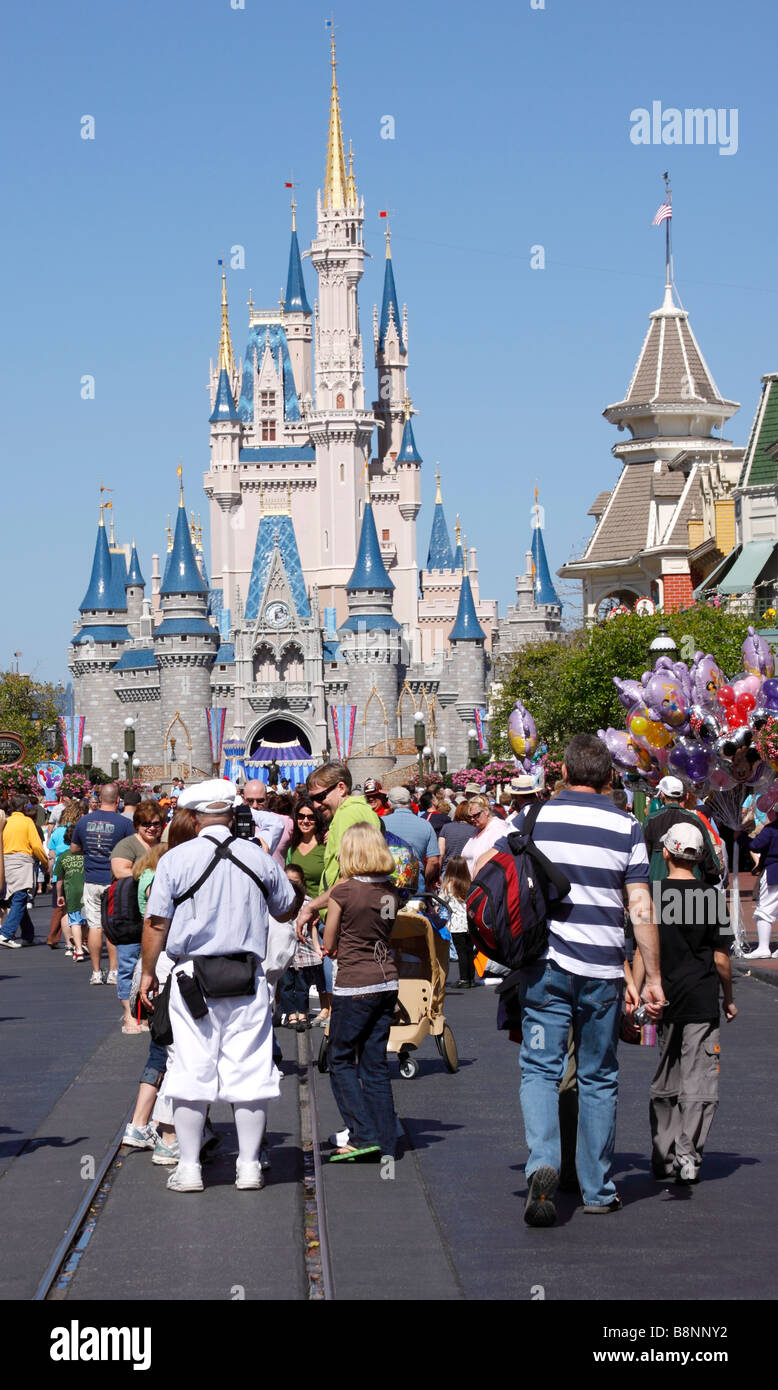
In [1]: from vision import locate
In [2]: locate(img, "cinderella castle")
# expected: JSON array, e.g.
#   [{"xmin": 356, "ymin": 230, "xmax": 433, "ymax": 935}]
[{"xmin": 68, "ymin": 39, "xmax": 562, "ymax": 787}]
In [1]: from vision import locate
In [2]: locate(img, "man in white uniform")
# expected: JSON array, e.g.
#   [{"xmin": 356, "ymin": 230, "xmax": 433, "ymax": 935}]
[{"xmin": 141, "ymin": 779, "xmax": 300, "ymax": 1193}]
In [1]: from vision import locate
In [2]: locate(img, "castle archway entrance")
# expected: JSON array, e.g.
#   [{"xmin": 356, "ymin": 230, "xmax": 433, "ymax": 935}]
[{"xmin": 244, "ymin": 716, "xmax": 315, "ymax": 790}]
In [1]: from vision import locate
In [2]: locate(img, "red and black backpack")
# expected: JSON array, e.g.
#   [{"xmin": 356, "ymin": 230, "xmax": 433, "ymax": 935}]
[
  {"xmin": 465, "ymin": 801, "xmax": 570, "ymax": 970},
  {"xmin": 101, "ymin": 876, "xmax": 144, "ymax": 946}
]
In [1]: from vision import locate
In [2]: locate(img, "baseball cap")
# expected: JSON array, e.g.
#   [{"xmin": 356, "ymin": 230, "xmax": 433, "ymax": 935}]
[
  {"xmin": 657, "ymin": 775, "xmax": 685, "ymax": 800},
  {"xmin": 364, "ymin": 778, "xmax": 387, "ymax": 797},
  {"xmin": 660, "ymin": 822, "xmax": 703, "ymax": 861},
  {"xmin": 464, "ymin": 781, "xmax": 481, "ymax": 795},
  {"xmin": 387, "ymin": 786, "xmax": 411, "ymax": 807},
  {"xmin": 178, "ymin": 779, "xmax": 238, "ymax": 814}
]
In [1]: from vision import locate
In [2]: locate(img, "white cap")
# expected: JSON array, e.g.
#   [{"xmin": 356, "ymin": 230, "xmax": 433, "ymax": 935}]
[
  {"xmin": 177, "ymin": 779, "xmax": 238, "ymax": 814},
  {"xmin": 660, "ymin": 822, "xmax": 704, "ymax": 861},
  {"xmin": 657, "ymin": 775, "xmax": 685, "ymax": 799}
]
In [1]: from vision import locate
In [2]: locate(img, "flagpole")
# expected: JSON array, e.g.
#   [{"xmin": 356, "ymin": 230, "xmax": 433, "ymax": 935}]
[{"xmin": 663, "ymin": 171, "xmax": 672, "ymax": 286}]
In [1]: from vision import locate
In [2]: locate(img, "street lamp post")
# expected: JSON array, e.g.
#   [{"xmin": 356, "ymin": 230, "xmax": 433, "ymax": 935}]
[
  {"xmin": 649, "ymin": 624, "xmax": 677, "ymax": 655},
  {"xmin": 422, "ymin": 744, "xmax": 432, "ymax": 777},
  {"xmin": 413, "ymin": 711, "xmax": 426, "ymax": 786},
  {"xmin": 124, "ymin": 717, "xmax": 136, "ymax": 757},
  {"xmin": 82, "ymin": 736, "xmax": 93, "ymax": 771},
  {"xmin": 467, "ymin": 726, "xmax": 478, "ymax": 767},
  {"xmin": 111, "ymin": 753, "xmax": 120, "ymax": 780},
  {"xmin": 438, "ymin": 746, "xmax": 448, "ymax": 780}
]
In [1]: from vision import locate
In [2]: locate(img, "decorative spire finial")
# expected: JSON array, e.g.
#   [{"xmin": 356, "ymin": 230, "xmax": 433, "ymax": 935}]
[
  {"xmin": 166, "ymin": 515, "xmax": 173, "ymax": 552},
  {"xmin": 455, "ymin": 514, "xmax": 461, "ymax": 545},
  {"xmin": 247, "ymin": 287, "xmax": 254, "ymax": 317},
  {"xmin": 323, "ymin": 29, "xmax": 348, "ymax": 211},
  {"xmin": 346, "ymin": 138, "xmax": 357, "ymax": 205},
  {"xmin": 290, "ymin": 192, "xmax": 297, "ymax": 232},
  {"xmin": 403, "ymin": 391, "xmax": 412, "ymax": 421},
  {"xmin": 218, "ymin": 272, "xmax": 235, "ymax": 376},
  {"xmin": 463, "ymin": 534, "xmax": 468, "ymax": 576},
  {"xmin": 177, "ymin": 460, "xmax": 184, "ymax": 508},
  {"xmin": 435, "ymin": 467, "xmax": 442, "ymax": 505}
]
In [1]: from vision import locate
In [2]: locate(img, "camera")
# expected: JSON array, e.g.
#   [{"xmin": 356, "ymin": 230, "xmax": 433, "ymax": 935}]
[
  {"xmin": 632, "ymin": 1003, "xmax": 651, "ymax": 1027},
  {"xmin": 232, "ymin": 803, "xmax": 255, "ymax": 840}
]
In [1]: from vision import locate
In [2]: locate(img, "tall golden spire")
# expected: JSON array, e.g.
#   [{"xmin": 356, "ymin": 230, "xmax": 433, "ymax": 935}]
[
  {"xmin": 218, "ymin": 272, "xmax": 235, "ymax": 376},
  {"xmin": 323, "ymin": 35, "xmax": 348, "ymax": 211},
  {"xmin": 462, "ymin": 533, "xmax": 468, "ymax": 577},
  {"xmin": 455, "ymin": 514, "xmax": 462, "ymax": 549},
  {"xmin": 177, "ymin": 460, "xmax": 184, "ymax": 508},
  {"xmin": 403, "ymin": 391, "xmax": 412, "ymax": 421},
  {"xmin": 346, "ymin": 138, "xmax": 357, "ymax": 206},
  {"xmin": 435, "ymin": 467, "xmax": 442, "ymax": 505},
  {"xmin": 166, "ymin": 515, "xmax": 173, "ymax": 551}
]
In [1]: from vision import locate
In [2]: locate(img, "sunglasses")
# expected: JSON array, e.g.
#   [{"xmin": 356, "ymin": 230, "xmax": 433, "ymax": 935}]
[
  {"xmin": 297, "ymin": 814, "xmax": 315, "ymax": 823},
  {"xmin": 244, "ymin": 798, "xmax": 266, "ymax": 807},
  {"xmin": 145, "ymin": 821, "xmax": 164, "ymax": 830},
  {"xmin": 307, "ymin": 788, "xmax": 330, "ymax": 804}
]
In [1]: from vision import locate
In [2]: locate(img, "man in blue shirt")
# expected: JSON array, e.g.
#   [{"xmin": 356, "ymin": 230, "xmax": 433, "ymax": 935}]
[
  {"xmin": 71, "ymin": 783, "xmax": 133, "ymax": 985},
  {"xmin": 383, "ymin": 786, "xmax": 441, "ymax": 890}
]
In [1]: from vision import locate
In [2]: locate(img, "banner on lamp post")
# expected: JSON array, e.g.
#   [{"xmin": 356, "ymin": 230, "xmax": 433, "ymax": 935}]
[
  {"xmin": 474, "ymin": 707, "xmax": 487, "ymax": 753},
  {"xmin": 331, "ymin": 705, "xmax": 357, "ymax": 759},
  {"xmin": 59, "ymin": 715, "xmax": 85, "ymax": 766},
  {"xmin": 205, "ymin": 707, "xmax": 227, "ymax": 767}
]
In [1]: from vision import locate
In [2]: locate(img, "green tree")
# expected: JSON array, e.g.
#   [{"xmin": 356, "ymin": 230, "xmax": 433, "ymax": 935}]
[
  {"xmin": 0, "ymin": 671, "xmax": 64, "ymax": 765},
  {"xmin": 491, "ymin": 607, "xmax": 768, "ymax": 758}
]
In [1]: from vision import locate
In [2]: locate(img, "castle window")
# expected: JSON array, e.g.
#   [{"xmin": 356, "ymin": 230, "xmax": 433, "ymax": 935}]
[
  {"xmin": 261, "ymin": 420, "xmax": 277, "ymax": 442},
  {"xmin": 181, "ymin": 636, "xmax": 187, "ymax": 642},
  {"xmin": 260, "ymin": 391, "xmax": 276, "ymax": 409},
  {"xmin": 339, "ymin": 464, "xmax": 344, "ymax": 483},
  {"xmin": 382, "ymin": 529, "xmax": 389, "ymax": 542},
  {"xmin": 336, "ymin": 393, "xmax": 345, "ymax": 410},
  {"xmin": 324, "ymin": 530, "xmax": 329, "ymax": 550}
]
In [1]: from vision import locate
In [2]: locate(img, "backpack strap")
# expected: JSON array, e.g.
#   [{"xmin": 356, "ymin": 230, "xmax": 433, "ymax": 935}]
[
  {"xmin": 172, "ymin": 834, "xmax": 269, "ymax": 908},
  {"xmin": 505, "ymin": 805, "xmax": 571, "ymax": 902}
]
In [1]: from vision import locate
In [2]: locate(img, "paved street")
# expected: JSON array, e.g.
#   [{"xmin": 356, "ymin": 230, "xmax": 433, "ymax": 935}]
[{"xmin": 2, "ymin": 900, "xmax": 775, "ymax": 1303}]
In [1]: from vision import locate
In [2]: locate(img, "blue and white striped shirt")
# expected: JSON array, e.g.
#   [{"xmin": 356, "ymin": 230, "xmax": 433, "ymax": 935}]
[{"xmin": 501, "ymin": 791, "xmax": 649, "ymax": 980}]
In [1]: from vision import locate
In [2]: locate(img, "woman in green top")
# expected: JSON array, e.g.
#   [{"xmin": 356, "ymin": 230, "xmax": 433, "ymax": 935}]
[
  {"xmin": 286, "ymin": 800, "xmax": 326, "ymax": 896},
  {"xmin": 286, "ymin": 800, "xmax": 329, "ymax": 1024}
]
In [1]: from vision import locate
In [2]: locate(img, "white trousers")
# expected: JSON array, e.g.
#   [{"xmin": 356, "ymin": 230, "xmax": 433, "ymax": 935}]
[
  {"xmin": 753, "ymin": 877, "xmax": 778, "ymax": 951},
  {"xmin": 165, "ymin": 963, "xmax": 281, "ymax": 1105}
]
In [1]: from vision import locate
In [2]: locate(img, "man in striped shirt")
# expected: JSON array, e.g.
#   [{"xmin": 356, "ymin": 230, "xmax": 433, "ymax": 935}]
[{"xmin": 485, "ymin": 734, "xmax": 665, "ymax": 1225}]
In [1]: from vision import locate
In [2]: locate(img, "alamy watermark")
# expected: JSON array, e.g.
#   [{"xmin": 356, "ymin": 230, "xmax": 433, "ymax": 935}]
[
  {"xmin": 650, "ymin": 881, "xmax": 731, "ymax": 932},
  {"xmin": 630, "ymin": 102, "xmax": 738, "ymax": 157}
]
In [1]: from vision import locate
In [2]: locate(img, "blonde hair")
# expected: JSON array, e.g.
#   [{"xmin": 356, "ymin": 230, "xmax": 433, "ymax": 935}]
[
  {"xmin": 468, "ymin": 795, "xmax": 491, "ymax": 818},
  {"xmin": 338, "ymin": 822, "xmax": 394, "ymax": 879},
  {"xmin": 437, "ymin": 799, "xmax": 451, "ymax": 816},
  {"xmin": 133, "ymin": 843, "xmax": 166, "ymax": 881}
]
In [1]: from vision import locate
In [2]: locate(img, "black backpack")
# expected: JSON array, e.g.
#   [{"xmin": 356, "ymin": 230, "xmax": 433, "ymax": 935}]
[{"xmin": 101, "ymin": 876, "xmax": 144, "ymax": 946}]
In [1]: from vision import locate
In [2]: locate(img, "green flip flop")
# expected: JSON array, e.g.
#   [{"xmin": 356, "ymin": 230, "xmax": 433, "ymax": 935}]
[{"xmin": 328, "ymin": 1144, "xmax": 381, "ymax": 1163}]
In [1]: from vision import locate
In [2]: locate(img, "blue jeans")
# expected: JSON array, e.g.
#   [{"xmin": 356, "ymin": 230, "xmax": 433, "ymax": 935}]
[
  {"xmin": 518, "ymin": 959, "xmax": 623, "ymax": 1207},
  {"xmin": 116, "ymin": 942, "xmax": 141, "ymax": 1001},
  {"xmin": 2, "ymin": 890, "xmax": 35, "ymax": 943},
  {"xmin": 141, "ymin": 1038, "xmax": 168, "ymax": 1089},
  {"xmin": 328, "ymin": 990, "xmax": 398, "ymax": 1158}
]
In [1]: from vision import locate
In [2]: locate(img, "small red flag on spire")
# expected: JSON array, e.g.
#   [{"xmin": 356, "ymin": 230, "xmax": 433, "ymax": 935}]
[
  {"xmin": 379, "ymin": 210, "xmax": 387, "ymax": 217},
  {"xmin": 285, "ymin": 182, "xmax": 294, "ymax": 188}
]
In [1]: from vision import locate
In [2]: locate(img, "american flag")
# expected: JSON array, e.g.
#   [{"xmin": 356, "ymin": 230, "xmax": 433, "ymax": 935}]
[{"xmin": 652, "ymin": 200, "xmax": 672, "ymax": 226}]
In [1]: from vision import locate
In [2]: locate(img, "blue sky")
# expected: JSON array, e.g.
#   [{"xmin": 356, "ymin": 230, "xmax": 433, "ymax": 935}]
[{"xmin": 2, "ymin": 0, "xmax": 777, "ymax": 681}]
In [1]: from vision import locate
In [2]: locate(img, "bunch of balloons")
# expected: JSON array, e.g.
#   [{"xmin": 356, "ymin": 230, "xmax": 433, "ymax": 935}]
[
  {"xmin": 507, "ymin": 698, "xmax": 538, "ymax": 772},
  {"xmin": 598, "ymin": 626, "xmax": 778, "ymax": 802}
]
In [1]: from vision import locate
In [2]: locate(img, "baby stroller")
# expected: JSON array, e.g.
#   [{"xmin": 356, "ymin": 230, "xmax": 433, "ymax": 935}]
[{"xmin": 317, "ymin": 894, "xmax": 459, "ymax": 1080}]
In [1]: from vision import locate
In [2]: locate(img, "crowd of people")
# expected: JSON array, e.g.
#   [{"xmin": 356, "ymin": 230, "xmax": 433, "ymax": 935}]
[{"xmin": 0, "ymin": 743, "xmax": 768, "ymax": 1214}]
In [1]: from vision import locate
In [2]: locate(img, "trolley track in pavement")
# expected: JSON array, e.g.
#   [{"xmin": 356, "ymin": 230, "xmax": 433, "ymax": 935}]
[{"xmin": 31, "ymin": 1035, "xmax": 335, "ymax": 1303}]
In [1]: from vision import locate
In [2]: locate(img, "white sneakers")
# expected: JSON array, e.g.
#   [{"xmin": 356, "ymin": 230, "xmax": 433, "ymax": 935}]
[
  {"xmin": 235, "ymin": 1160, "xmax": 264, "ymax": 1190},
  {"xmin": 0, "ymin": 938, "xmax": 22, "ymax": 949},
  {"xmin": 106, "ymin": 970, "xmax": 118, "ymax": 985},
  {"xmin": 90, "ymin": 970, "xmax": 104, "ymax": 985},
  {"xmin": 166, "ymin": 1163, "xmax": 204, "ymax": 1193}
]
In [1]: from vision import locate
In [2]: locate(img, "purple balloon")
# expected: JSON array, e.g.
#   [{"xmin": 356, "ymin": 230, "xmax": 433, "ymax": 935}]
[
  {"xmin": 613, "ymin": 677, "xmax": 643, "ymax": 711},
  {"xmin": 742, "ymin": 625, "xmax": 775, "ymax": 679}
]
